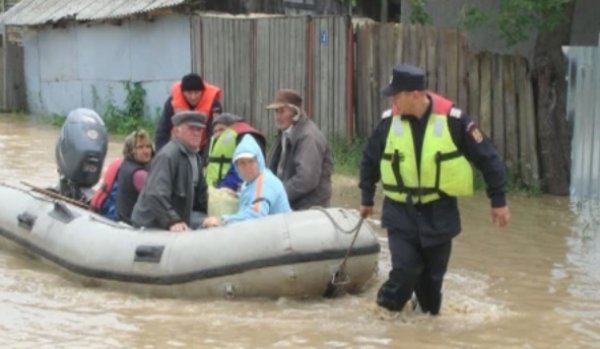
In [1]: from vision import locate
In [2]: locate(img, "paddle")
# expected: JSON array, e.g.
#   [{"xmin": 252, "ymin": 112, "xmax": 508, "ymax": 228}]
[{"xmin": 21, "ymin": 181, "xmax": 89, "ymax": 209}]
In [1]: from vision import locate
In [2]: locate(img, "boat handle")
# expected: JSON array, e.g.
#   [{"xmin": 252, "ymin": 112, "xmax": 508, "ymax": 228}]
[
  {"xmin": 134, "ymin": 245, "xmax": 165, "ymax": 263},
  {"xmin": 17, "ymin": 212, "xmax": 37, "ymax": 231}
]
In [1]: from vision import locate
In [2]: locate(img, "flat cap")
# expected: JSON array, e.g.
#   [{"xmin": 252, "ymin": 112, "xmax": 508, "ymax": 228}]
[
  {"xmin": 381, "ymin": 64, "xmax": 426, "ymax": 97},
  {"xmin": 172, "ymin": 111, "xmax": 207, "ymax": 127},
  {"xmin": 265, "ymin": 89, "xmax": 303, "ymax": 110}
]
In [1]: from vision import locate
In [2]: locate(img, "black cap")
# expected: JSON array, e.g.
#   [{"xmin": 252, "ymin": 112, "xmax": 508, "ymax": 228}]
[
  {"xmin": 181, "ymin": 73, "xmax": 205, "ymax": 91},
  {"xmin": 381, "ymin": 64, "xmax": 426, "ymax": 97},
  {"xmin": 172, "ymin": 111, "xmax": 207, "ymax": 127}
]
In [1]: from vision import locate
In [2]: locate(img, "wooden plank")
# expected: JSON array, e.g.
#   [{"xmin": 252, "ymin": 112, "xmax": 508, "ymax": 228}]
[
  {"xmin": 417, "ymin": 25, "xmax": 427, "ymax": 72},
  {"xmin": 255, "ymin": 18, "xmax": 269, "ymax": 134},
  {"xmin": 445, "ymin": 29, "xmax": 459, "ymax": 102},
  {"xmin": 336, "ymin": 16, "xmax": 347, "ymax": 138},
  {"xmin": 516, "ymin": 57, "xmax": 539, "ymax": 187},
  {"xmin": 502, "ymin": 55, "xmax": 518, "ymax": 178},
  {"xmin": 457, "ymin": 31, "xmax": 469, "ymax": 110},
  {"xmin": 492, "ymin": 53, "xmax": 505, "ymax": 159},
  {"xmin": 425, "ymin": 26, "xmax": 437, "ymax": 92},
  {"xmin": 355, "ymin": 23, "xmax": 373, "ymax": 136},
  {"xmin": 405, "ymin": 24, "xmax": 418, "ymax": 66},
  {"xmin": 479, "ymin": 52, "xmax": 492, "ymax": 136},
  {"xmin": 467, "ymin": 52, "xmax": 480, "ymax": 124},
  {"xmin": 435, "ymin": 30, "xmax": 447, "ymax": 96}
]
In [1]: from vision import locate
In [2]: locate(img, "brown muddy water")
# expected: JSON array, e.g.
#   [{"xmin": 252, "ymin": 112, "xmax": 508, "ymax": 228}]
[{"xmin": 0, "ymin": 116, "xmax": 598, "ymax": 348}]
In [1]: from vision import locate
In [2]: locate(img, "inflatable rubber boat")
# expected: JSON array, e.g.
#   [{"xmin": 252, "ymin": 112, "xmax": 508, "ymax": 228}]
[{"xmin": 0, "ymin": 182, "xmax": 380, "ymax": 299}]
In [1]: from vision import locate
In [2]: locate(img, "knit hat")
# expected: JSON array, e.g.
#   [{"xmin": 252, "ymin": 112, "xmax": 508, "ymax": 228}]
[{"xmin": 181, "ymin": 73, "xmax": 205, "ymax": 91}]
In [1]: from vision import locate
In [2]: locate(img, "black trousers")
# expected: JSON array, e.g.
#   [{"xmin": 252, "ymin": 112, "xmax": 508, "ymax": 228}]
[{"xmin": 377, "ymin": 231, "xmax": 452, "ymax": 315}]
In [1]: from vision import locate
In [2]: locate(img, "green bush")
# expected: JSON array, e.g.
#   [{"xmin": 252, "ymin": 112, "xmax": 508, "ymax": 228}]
[{"xmin": 102, "ymin": 82, "xmax": 156, "ymax": 136}]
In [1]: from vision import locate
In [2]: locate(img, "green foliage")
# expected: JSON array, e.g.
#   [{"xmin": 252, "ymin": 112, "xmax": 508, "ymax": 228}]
[
  {"xmin": 458, "ymin": 0, "xmax": 570, "ymax": 46},
  {"xmin": 330, "ymin": 138, "xmax": 365, "ymax": 177},
  {"xmin": 408, "ymin": 0, "xmax": 432, "ymax": 25},
  {"xmin": 457, "ymin": 6, "xmax": 488, "ymax": 32},
  {"xmin": 102, "ymin": 82, "xmax": 156, "ymax": 136},
  {"xmin": 49, "ymin": 113, "xmax": 67, "ymax": 127}
]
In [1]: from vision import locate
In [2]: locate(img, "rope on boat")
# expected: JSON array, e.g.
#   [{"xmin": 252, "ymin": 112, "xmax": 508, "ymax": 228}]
[
  {"xmin": 314, "ymin": 207, "xmax": 367, "ymax": 295},
  {"xmin": 314, "ymin": 206, "xmax": 363, "ymax": 234}
]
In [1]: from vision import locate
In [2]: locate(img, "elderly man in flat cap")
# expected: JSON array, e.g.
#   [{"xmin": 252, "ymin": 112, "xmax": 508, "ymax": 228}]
[
  {"xmin": 265, "ymin": 89, "xmax": 333, "ymax": 210},
  {"xmin": 359, "ymin": 64, "xmax": 511, "ymax": 316},
  {"xmin": 132, "ymin": 111, "xmax": 209, "ymax": 232}
]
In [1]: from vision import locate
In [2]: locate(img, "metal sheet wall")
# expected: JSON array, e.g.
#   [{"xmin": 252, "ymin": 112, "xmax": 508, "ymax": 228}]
[{"xmin": 568, "ymin": 45, "xmax": 600, "ymax": 200}]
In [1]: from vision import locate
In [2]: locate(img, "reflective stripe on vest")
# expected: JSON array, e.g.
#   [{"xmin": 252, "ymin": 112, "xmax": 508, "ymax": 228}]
[
  {"xmin": 380, "ymin": 93, "xmax": 473, "ymax": 203},
  {"xmin": 205, "ymin": 128, "xmax": 238, "ymax": 186},
  {"xmin": 170, "ymin": 81, "xmax": 222, "ymax": 151}
]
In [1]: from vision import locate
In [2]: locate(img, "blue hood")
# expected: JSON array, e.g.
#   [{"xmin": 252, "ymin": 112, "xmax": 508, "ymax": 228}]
[{"xmin": 233, "ymin": 135, "xmax": 265, "ymax": 172}]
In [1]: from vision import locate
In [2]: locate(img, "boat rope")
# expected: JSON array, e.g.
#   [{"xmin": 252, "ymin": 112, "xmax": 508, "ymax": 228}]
[
  {"xmin": 313, "ymin": 207, "xmax": 367, "ymax": 291},
  {"xmin": 314, "ymin": 207, "xmax": 363, "ymax": 234}
]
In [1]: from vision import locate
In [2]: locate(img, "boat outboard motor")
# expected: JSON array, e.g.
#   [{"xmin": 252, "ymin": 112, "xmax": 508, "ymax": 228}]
[{"xmin": 55, "ymin": 108, "xmax": 108, "ymax": 203}]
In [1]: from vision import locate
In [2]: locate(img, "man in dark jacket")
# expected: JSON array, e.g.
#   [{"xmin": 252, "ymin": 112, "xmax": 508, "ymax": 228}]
[
  {"xmin": 265, "ymin": 89, "xmax": 333, "ymax": 210},
  {"xmin": 132, "ymin": 111, "xmax": 208, "ymax": 232},
  {"xmin": 360, "ymin": 64, "xmax": 511, "ymax": 316}
]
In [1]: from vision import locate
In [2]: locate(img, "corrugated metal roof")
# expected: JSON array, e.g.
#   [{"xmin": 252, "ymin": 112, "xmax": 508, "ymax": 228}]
[{"xmin": 0, "ymin": 0, "xmax": 186, "ymax": 26}]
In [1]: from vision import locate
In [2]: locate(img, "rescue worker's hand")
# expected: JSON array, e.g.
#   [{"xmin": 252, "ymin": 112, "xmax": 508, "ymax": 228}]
[
  {"xmin": 202, "ymin": 216, "xmax": 222, "ymax": 228},
  {"xmin": 491, "ymin": 206, "xmax": 510, "ymax": 227},
  {"xmin": 170, "ymin": 222, "xmax": 189, "ymax": 232},
  {"xmin": 359, "ymin": 205, "xmax": 373, "ymax": 219}
]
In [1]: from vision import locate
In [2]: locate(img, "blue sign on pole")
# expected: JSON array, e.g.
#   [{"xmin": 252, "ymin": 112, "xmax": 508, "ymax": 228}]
[{"xmin": 320, "ymin": 30, "xmax": 328, "ymax": 47}]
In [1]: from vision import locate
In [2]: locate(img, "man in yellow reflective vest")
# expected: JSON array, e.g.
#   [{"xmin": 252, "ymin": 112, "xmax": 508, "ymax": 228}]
[{"xmin": 359, "ymin": 64, "xmax": 511, "ymax": 316}]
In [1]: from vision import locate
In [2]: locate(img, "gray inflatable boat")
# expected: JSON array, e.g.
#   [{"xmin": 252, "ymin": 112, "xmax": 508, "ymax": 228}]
[{"xmin": 0, "ymin": 183, "xmax": 380, "ymax": 299}]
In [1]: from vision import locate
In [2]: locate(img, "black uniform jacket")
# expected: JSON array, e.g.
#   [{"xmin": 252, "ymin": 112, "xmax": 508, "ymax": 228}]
[{"xmin": 359, "ymin": 95, "xmax": 507, "ymax": 247}]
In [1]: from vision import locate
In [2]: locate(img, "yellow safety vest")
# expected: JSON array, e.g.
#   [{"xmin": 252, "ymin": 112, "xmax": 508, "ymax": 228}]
[
  {"xmin": 205, "ymin": 128, "xmax": 238, "ymax": 186},
  {"xmin": 380, "ymin": 93, "xmax": 473, "ymax": 203}
]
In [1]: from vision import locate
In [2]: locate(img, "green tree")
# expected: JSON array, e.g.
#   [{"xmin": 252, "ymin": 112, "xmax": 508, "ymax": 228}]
[{"xmin": 458, "ymin": 0, "xmax": 570, "ymax": 47}]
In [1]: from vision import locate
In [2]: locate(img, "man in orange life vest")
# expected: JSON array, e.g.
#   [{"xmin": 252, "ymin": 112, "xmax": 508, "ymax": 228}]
[{"xmin": 155, "ymin": 73, "xmax": 223, "ymax": 153}]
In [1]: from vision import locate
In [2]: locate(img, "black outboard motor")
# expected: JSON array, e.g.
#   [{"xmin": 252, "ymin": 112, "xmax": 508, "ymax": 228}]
[{"xmin": 55, "ymin": 108, "xmax": 108, "ymax": 202}]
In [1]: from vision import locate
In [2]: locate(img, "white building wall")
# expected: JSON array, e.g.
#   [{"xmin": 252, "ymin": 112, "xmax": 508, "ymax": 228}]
[{"xmin": 22, "ymin": 13, "xmax": 192, "ymax": 118}]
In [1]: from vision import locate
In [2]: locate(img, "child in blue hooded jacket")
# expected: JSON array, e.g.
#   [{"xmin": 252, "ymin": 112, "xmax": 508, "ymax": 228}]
[{"xmin": 203, "ymin": 135, "xmax": 291, "ymax": 227}]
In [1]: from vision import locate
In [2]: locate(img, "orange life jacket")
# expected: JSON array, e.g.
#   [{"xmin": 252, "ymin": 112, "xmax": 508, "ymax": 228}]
[
  {"xmin": 90, "ymin": 158, "xmax": 123, "ymax": 212},
  {"xmin": 171, "ymin": 81, "xmax": 222, "ymax": 151}
]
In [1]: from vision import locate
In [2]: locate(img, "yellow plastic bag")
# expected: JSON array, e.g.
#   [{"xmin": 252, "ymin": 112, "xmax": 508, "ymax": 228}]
[{"xmin": 208, "ymin": 186, "xmax": 240, "ymax": 217}]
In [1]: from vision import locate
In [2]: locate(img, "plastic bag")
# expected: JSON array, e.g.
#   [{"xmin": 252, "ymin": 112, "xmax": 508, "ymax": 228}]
[{"xmin": 208, "ymin": 186, "xmax": 240, "ymax": 217}]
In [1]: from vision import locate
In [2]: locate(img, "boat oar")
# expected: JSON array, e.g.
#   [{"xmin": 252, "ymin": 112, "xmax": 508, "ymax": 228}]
[
  {"xmin": 323, "ymin": 217, "xmax": 365, "ymax": 298},
  {"xmin": 21, "ymin": 181, "xmax": 89, "ymax": 209}
]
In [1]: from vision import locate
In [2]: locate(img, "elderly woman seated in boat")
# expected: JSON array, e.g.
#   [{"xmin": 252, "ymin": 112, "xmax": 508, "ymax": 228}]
[
  {"xmin": 203, "ymin": 135, "xmax": 291, "ymax": 227},
  {"xmin": 90, "ymin": 129, "xmax": 153, "ymax": 223},
  {"xmin": 116, "ymin": 129, "xmax": 154, "ymax": 224}
]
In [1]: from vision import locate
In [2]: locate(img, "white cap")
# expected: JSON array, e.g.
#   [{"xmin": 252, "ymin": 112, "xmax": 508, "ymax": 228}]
[{"xmin": 233, "ymin": 152, "xmax": 256, "ymax": 162}]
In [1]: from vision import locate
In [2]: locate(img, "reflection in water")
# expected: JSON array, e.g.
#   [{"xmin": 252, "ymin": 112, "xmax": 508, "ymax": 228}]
[{"xmin": 0, "ymin": 117, "xmax": 599, "ymax": 348}]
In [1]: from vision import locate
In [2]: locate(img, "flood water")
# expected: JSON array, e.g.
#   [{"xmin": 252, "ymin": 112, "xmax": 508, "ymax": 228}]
[{"xmin": 1, "ymin": 116, "xmax": 599, "ymax": 348}]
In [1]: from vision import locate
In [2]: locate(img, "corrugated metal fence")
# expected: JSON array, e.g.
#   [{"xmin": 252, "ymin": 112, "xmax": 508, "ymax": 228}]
[
  {"xmin": 192, "ymin": 15, "xmax": 350, "ymax": 139},
  {"xmin": 567, "ymin": 44, "xmax": 600, "ymax": 200},
  {"xmin": 0, "ymin": 39, "xmax": 4, "ymax": 109}
]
